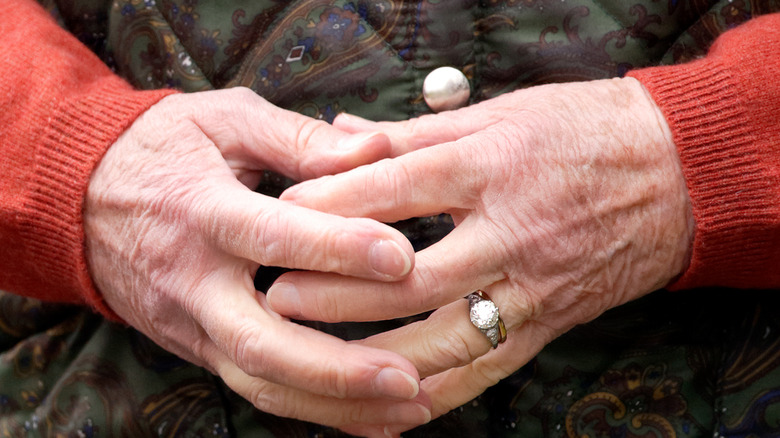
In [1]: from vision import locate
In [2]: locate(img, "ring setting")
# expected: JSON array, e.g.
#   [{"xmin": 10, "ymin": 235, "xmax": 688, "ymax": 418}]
[{"xmin": 467, "ymin": 290, "xmax": 507, "ymax": 348}]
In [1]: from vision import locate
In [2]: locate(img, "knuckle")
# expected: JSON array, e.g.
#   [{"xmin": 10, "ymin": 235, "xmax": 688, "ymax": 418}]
[
  {"xmin": 405, "ymin": 114, "xmax": 439, "ymax": 143},
  {"xmin": 226, "ymin": 86, "xmax": 264, "ymax": 111},
  {"xmin": 294, "ymin": 117, "xmax": 330, "ymax": 156},
  {"xmin": 326, "ymin": 364, "xmax": 350, "ymax": 399},
  {"xmin": 501, "ymin": 287, "xmax": 540, "ymax": 328},
  {"xmin": 469, "ymin": 358, "xmax": 504, "ymax": 388},
  {"xmin": 185, "ymin": 335, "xmax": 213, "ymax": 368},
  {"xmin": 403, "ymin": 117, "xmax": 426, "ymax": 140},
  {"xmin": 368, "ymin": 163, "xmax": 412, "ymax": 212},
  {"xmin": 424, "ymin": 322, "xmax": 483, "ymax": 370},
  {"xmin": 178, "ymin": 278, "xmax": 212, "ymax": 318},
  {"xmin": 253, "ymin": 207, "xmax": 291, "ymax": 266},
  {"xmin": 230, "ymin": 324, "xmax": 271, "ymax": 377},
  {"xmin": 316, "ymin": 228, "xmax": 349, "ymax": 273},
  {"xmin": 249, "ymin": 382, "xmax": 294, "ymax": 417},
  {"xmin": 400, "ymin": 264, "xmax": 442, "ymax": 312},
  {"xmin": 233, "ymin": 86, "xmax": 258, "ymax": 100},
  {"xmin": 300, "ymin": 358, "xmax": 350, "ymax": 399},
  {"xmin": 443, "ymin": 326, "xmax": 484, "ymax": 365},
  {"xmin": 261, "ymin": 210, "xmax": 338, "ymax": 272},
  {"xmin": 345, "ymin": 401, "xmax": 368, "ymax": 425},
  {"xmin": 188, "ymin": 330, "xmax": 208, "ymax": 354},
  {"xmin": 310, "ymin": 284, "xmax": 344, "ymax": 322},
  {"xmin": 318, "ymin": 222, "xmax": 392, "ymax": 277}
]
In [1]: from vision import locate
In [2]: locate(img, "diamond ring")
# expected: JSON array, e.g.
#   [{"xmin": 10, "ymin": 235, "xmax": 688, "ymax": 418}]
[{"xmin": 466, "ymin": 290, "xmax": 507, "ymax": 349}]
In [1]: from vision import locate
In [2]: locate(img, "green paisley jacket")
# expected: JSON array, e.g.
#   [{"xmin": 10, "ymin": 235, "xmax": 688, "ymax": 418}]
[{"xmin": 2, "ymin": 0, "xmax": 780, "ymax": 437}]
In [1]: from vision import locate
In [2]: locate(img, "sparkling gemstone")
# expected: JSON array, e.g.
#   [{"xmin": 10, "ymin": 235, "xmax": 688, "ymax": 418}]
[{"xmin": 470, "ymin": 300, "xmax": 499, "ymax": 329}]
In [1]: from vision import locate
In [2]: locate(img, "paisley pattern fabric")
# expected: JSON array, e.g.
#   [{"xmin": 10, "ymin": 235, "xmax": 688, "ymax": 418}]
[
  {"xmin": 4, "ymin": 0, "xmax": 780, "ymax": 436},
  {"xmin": 39, "ymin": 0, "xmax": 780, "ymax": 121}
]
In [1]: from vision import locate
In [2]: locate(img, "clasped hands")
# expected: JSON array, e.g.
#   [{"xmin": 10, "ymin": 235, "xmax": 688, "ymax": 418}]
[{"xmin": 85, "ymin": 78, "xmax": 693, "ymax": 437}]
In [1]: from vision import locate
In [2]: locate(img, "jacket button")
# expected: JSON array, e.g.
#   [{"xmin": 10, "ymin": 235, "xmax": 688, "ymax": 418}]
[{"xmin": 423, "ymin": 66, "xmax": 470, "ymax": 112}]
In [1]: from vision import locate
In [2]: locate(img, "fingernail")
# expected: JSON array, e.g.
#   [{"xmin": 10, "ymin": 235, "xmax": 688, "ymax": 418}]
[
  {"xmin": 373, "ymin": 368, "xmax": 419, "ymax": 400},
  {"xmin": 369, "ymin": 240, "xmax": 412, "ymax": 278},
  {"xmin": 416, "ymin": 402, "xmax": 432, "ymax": 424},
  {"xmin": 337, "ymin": 131, "xmax": 381, "ymax": 150},
  {"xmin": 266, "ymin": 283, "xmax": 301, "ymax": 317},
  {"xmin": 383, "ymin": 402, "xmax": 431, "ymax": 428}
]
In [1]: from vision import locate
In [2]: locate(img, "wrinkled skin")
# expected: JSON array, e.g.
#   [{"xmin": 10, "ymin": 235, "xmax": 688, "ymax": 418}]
[
  {"xmin": 270, "ymin": 78, "xmax": 695, "ymax": 434},
  {"xmin": 84, "ymin": 88, "xmax": 432, "ymax": 436}
]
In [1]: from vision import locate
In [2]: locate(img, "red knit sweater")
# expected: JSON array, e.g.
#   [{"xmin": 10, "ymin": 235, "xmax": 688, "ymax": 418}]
[
  {"xmin": 628, "ymin": 16, "xmax": 780, "ymax": 290},
  {"xmin": 0, "ymin": 0, "xmax": 176, "ymax": 315},
  {"xmin": 1, "ymin": 0, "xmax": 778, "ymax": 317}
]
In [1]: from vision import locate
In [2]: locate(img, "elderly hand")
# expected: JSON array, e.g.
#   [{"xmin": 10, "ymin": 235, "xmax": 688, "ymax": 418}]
[
  {"xmin": 83, "ymin": 87, "xmax": 431, "ymax": 435},
  {"xmin": 269, "ymin": 77, "xmax": 695, "ymax": 431}
]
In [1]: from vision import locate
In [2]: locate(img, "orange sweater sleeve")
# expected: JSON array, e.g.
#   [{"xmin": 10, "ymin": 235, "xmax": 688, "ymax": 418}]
[
  {"xmin": 0, "ymin": 0, "xmax": 176, "ymax": 315},
  {"xmin": 629, "ymin": 14, "xmax": 780, "ymax": 290}
]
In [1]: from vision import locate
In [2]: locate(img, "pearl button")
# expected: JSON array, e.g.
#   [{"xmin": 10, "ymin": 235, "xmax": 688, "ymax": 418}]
[{"xmin": 423, "ymin": 66, "xmax": 470, "ymax": 112}]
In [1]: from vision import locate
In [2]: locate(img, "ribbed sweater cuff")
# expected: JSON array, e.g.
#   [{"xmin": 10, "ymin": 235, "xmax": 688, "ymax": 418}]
[
  {"xmin": 23, "ymin": 77, "xmax": 176, "ymax": 319},
  {"xmin": 629, "ymin": 56, "xmax": 780, "ymax": 290}
]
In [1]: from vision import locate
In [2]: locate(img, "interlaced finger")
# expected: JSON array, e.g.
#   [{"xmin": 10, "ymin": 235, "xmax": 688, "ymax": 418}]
[
  {"xmin": 267, "ymin": 222, "xmax": 505, "ymax": 322},
  {"xmin": 209, "ymin": 344, "xmax": 433, "ymax": 428},
  {"xmin": 355, "ymin": 277, "xmax": 538, "ymax": 379},
  {"xmin": 420, "ymin": 319, "xmax": 558, "ymax": 420},
  {"xmin": 280, "ymin": 139, "xmax": 484, "ymax": 223},
  {"xmin": 190, "ymin": 273, "xmax": 423, "ymax": 402},
  {"xmin": 361, "ymin": 300, "xmax": 491, "ymax": 378},
  {"xmin": 332, "ymin": 94, "xmax": 515, "ymax": 156},
  {"xmin": 199, "ymin": 186, "xmax": 415, "ymax": 281},
  {"xmin": 178, "ymin": 87, "xmax": 393, "ymax": 180}
]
